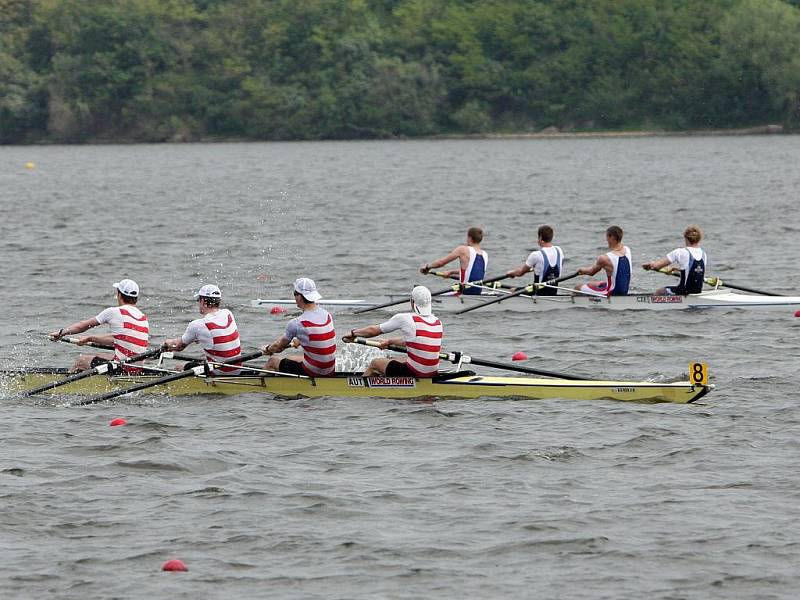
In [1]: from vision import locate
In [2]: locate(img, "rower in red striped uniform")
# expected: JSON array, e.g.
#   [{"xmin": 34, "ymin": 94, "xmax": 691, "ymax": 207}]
[
  {"xmin": 49, "ymin": 279, "xmax": 149, "ymax": 373},
  {"xmin": 164, "ymin": 284, "xmax": 243, "ymax": 374},
  {"xmin": 263, "ymin": 278, "xmax": 337, "ymax": 376},
  {"xmin": 342, "ymin": 286, "xmax": 443, "ymax": 377}
]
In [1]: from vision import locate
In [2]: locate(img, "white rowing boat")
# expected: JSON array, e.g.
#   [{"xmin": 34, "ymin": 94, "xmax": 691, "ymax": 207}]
[{"xmin": 251, "ymin": 289, "xmax": 800, "ymax": 313}]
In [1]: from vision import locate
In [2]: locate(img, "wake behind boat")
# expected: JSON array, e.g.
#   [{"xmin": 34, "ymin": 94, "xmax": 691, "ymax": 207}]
[{"xmin": 251, "ymin": 289, "xmax": 800, "ymax": 313}]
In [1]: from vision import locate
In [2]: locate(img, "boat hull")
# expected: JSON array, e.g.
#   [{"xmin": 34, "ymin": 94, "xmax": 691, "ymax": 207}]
[
  {"xmin": 2, "ymin": 369, "xmax": 711, "ymax": 404},
  {"xmin": 252, "ymin": 290, "xmax": 800, "ymax": 312}
]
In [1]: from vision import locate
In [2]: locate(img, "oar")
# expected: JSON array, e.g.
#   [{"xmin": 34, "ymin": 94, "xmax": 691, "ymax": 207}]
[
  {"xmin": 652, "ymin": 268, "xmax": 783, "ymax": 296},
  {"xmin": 455, "ymin": 270, "xmax": 580, "ymax": 314},
  {"xmin": 428, "ymin": 270, "xmax": 513, "ymax": 290},
  {"xmin": 353, "ymin": 274, "xmax": 510, "ymax": 314},
  {"xmin": 55, "ymin": 336, "xmax": 201, "ymax": 362},
  {"xmin": 22, "ymin": 346, "xmax": 165, "ymax": 397},
  {"xmin": 351, "ymin": 338, "xmax": 589, "ymax": 380},
  {"xmin": 75, "ymin": 350, "xmax": 265, "ymax": 406}
]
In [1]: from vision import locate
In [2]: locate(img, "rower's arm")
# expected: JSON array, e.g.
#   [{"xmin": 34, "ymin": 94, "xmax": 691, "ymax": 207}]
[
  {"xmin": 263, "ymin": 336, "xmax": 291, "ymax": 356},
  {"xmin": 342, "ymin": 324, "xmax": 381, "ymax": 343},
  {"xmin": 643, "ymin": 257, "xmax": 672, "ymax": 271},
  {"xmin": 78, "ymin": 333, "xmax": 114, "ymax": 346},
  {"xmin": 577, "ymin": 255, "xmax": 609, "ymax": 277},
  {"xmin": 506, "ymin": 263, "xmax": 532, "ymax": 278},
  {"xmin": 421, "ymin": 246, "xmax": 466, "ymax": 274},
  {"xmin": 49, "ymin": 318, "xmax": 99, "ymax": 340}
]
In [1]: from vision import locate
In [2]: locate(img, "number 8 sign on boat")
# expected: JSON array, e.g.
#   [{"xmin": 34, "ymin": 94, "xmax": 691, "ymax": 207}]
[{"xmin": 690, "ymin": 362, "xmax": 708, "ymax": 386}]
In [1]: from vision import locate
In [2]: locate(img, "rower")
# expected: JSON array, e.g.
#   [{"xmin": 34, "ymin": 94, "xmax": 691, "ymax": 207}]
[
  {"xmin": 574, "ymin": 225, "xmax": 632, "ymax": 296},
  {"xmin": 163, "ymin": 284, "xmax": 243, "ymax": 374},
  {"xmin": 262, "ymin": 278, "xmax": 336, "ymax": 376},
  {"xmin": 643, "ymin": 225, "xmax": 707, "ymax": 295},
  {"xmin": 342, "ymin": 285, "xmax": 443, "ymax": 377},
  {"xmin": 49, "ymin": 279, "xmax": 150, "ymax": 373},
  {"xmin": 505, "ymin": 224, "xmax": 564, "ymax": 296},
  {"xmin": 420, "ymin": 227, "xmax": 487, "ymax": 295}
]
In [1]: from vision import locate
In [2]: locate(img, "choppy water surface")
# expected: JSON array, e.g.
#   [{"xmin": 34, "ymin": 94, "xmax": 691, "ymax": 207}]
[{"xmin": 1, "ymin": 137, "xmax": 799, "ymax": 599}]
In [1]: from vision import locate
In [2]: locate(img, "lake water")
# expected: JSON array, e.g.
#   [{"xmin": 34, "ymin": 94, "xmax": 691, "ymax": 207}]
[{"xmin": 1, "ymin": 136, "xmax": 799, "ymax": 599}]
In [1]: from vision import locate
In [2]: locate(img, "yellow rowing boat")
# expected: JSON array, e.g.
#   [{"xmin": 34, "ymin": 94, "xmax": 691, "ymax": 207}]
[{"xmin": 2, "ymin": 368, "xmax": 712, "ymax": 403}]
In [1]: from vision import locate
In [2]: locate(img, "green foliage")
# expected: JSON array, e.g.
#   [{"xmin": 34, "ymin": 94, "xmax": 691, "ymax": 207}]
[{"xmin": 1, "ymin": 0, "xmax": 800, "ymax": 142}]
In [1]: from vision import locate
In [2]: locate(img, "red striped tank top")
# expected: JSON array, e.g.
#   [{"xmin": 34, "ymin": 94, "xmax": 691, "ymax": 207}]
[{"xmin": 405, "ymin": 314, "xmax": 443, "ymax": 377}]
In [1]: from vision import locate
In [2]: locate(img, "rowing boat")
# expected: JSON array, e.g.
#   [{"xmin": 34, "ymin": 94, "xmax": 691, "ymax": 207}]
[
  {"xmin": 2, "ymin": 368, "xmax": 712, "ymax": 403},
  {"xmin": 251, "ymin": 289, "xmax": 800, "ymax": 313}
]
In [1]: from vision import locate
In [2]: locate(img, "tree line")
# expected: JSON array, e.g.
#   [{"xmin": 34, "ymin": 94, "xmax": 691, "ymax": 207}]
[{"xmin": 2, "ymin": 0, "xmax": 800, "ymax": 143}]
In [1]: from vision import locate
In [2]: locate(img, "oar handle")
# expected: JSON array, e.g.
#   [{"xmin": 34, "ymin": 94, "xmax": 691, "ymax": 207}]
[{"xmin": 76, "ymin": 349, "xmax": 265, "ymax": 405}]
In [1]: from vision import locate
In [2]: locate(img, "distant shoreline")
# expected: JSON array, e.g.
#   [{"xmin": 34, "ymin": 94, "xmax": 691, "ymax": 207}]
[
  {"xmin": 433, "ymin": 124, "xmax": 785, "ymax": 140},
  {"xmin": 10, "ymin": 124, "xmax": 788, "ymax": 145}
]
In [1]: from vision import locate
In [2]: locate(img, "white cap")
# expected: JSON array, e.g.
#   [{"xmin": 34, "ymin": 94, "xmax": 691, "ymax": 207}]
[
  {"xmin": 293, "ymin": 277, "xmax": 322, "ymax": 302},
  {"xmin": 113, "ymin": 279, "xmax": 140, "ymax": 298},
  {"xmin": 193, "ymin": 284, "xmax": 222, "ymax": 299},
  {"xmin": 411, "ymin": 285, "xmax": 432, "ymax": 316}
]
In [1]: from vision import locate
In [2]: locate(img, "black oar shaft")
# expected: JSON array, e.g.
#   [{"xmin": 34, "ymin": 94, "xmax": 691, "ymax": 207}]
[
  {"xmin": 704, "ymin": 277, "xmax": 782, "ymax": 296},
  {"xmin": 455, "ymin": 270, "xmax": 580, "ymax": 314},
  {"xmin": 353, "ymin": 274, "xmax": 510, "ymax": 314},
  {"xmin": 652, "ymin": 269, "xmax": 783, "ymax": 297},
  {"xmin": 22, "ymin": 346, "xmax": 164, "ymax": 397},
  {"xmin": 448, "ymin": 352, "xmax": 589, "ymax": 380},
  {"xmin": 57, "ymin": 336, "xmax": 200, "ymax": 362},
  {"xmin": 76, "ymin": 350, "xmax": 264, "ymax": 406},
  {"xmin": 354, "ymin": 339, "xmax": 588, "ymax": 381}
]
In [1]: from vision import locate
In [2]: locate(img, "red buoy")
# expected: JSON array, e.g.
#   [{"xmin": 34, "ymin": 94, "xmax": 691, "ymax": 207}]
[
  {"xmin": 795, "ymin": 310, "xmax": 800, "ymax": 317},
  {"xmin": 269, "ymin": 306, "xmax": 287, "ymax": 315},
  {"xmin": 162, "ymin": 559, "xmax": 188, "ymax": 572},
  {"xmin": 109, "ymin": 418, "xmax": 127, "ymax": 427},
  {"xmin": 511, "ymin": 351, "xmax": 528, "ymax": 361}
]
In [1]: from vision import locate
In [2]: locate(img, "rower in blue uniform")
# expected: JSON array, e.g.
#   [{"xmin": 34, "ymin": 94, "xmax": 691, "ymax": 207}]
[
  {"xmin": 643, "ymin": 225, "xmax": 707, "ymax": 295},
  {"xmin": 420, "ymin": 227, "xmax": 488, "ymax": 295},
  {"xmin": 575, "ymin": 225, "xmax": 632, "ymax": 296},
  {"xmin": 505, "ymin": 225, "xmax": 565, "ymax": 296}
]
